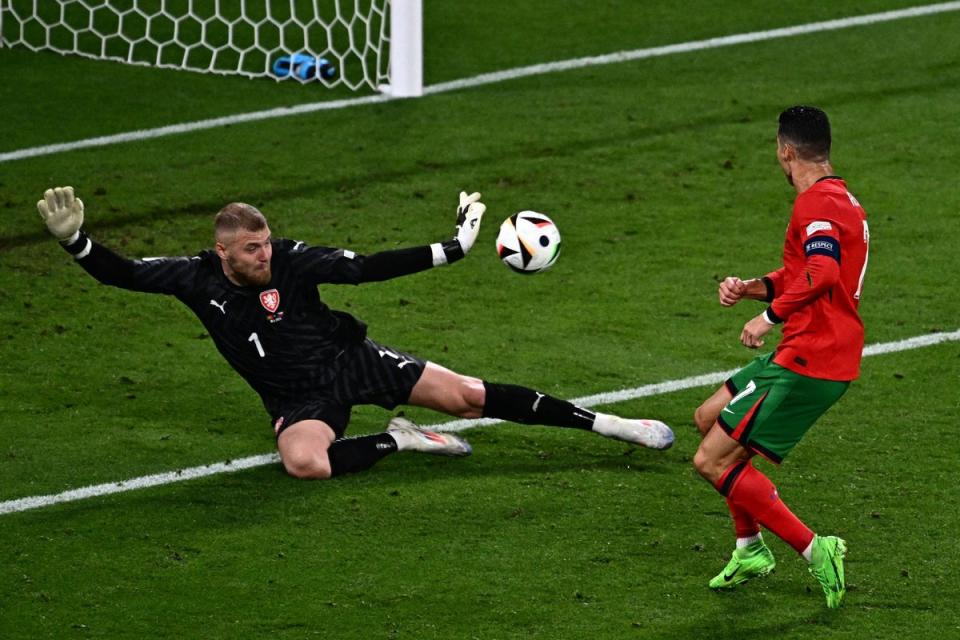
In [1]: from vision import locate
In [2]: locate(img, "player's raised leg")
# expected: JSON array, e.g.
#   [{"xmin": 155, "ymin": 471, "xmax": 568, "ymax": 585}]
[{"xmin": 407, "ymin": 362, "xmax": 674, "ymax": 449}]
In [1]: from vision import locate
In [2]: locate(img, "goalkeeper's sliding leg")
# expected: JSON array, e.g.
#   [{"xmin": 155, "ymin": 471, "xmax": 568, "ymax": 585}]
[
  {"xmin": 275, "ymin": 361, "xmax": 672, "ymax": 482},
  {"xmin": 407, "ymin": 362, "xmax": 674, "ymax": 450}
]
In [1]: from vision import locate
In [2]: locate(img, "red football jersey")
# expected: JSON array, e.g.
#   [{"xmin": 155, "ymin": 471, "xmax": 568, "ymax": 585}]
[{"xmin": 764, "ymin": 177, "xmax": 869, "ymax": 381}]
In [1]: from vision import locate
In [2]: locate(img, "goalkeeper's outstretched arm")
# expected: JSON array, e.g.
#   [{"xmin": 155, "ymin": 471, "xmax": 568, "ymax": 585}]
[
  {"xmin": 290, "ymin": 191, "xmax": 487, "ymax": 283},
  {"xmin": 358, "ymin": 191, "xmax": 486, "ymax": 281},
  {"xmin": 38, "ymin": 186, "xmax": 195, "ymax": 295}
]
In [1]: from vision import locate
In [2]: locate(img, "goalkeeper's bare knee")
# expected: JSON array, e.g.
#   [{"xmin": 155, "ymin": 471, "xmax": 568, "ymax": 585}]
[{"xmin": 281, "ymin": 449, "xmax": 333, "ymax": 480}]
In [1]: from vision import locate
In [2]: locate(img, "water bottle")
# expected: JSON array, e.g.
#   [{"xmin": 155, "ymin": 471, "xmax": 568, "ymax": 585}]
[{"xmin": 272, "ymin": 53, "xmax": 337, "ymax": 81}]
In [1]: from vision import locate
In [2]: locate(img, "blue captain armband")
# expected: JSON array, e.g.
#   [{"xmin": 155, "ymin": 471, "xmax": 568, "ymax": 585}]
[{"xmin": 804, "ymin": 235, "xmax": 840, "ymax": 261}]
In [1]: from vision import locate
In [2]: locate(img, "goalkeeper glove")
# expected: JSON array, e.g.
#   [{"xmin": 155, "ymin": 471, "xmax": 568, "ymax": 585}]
[
  {"xmin": 454, "ymin": 191, "xmax": 486, "ymax": 253},
  {"xmin": 38, "ymin": 186, "xmax": 84, "ymax": 242},
  {"xmin": 432, "ymin": 191, "xmax": 486, "ymax": 266}
]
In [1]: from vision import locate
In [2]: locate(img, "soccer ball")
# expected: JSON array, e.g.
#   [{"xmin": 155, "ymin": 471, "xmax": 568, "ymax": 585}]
[{"xmin": 495, "ymin": 211, "xmax": 562, "ymax": 274}]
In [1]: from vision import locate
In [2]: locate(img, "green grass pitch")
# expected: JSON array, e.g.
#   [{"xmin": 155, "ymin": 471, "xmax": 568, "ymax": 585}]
[{"xmin": 1, "ymin": 1, "xmax": 959, "ymax": 638}]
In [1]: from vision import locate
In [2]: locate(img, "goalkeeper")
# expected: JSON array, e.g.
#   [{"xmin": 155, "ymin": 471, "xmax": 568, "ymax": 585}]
[{"xmin": 38, "ymin": 187, "xmax": 674, "ymax": 480}]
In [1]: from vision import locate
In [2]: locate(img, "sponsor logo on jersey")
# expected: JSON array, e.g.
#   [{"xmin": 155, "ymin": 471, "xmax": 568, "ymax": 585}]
[
  {"xmin": 209, "ymin": 299, "xmax": 228, "ymax": 315},
  {"xmin": 805, "ymin": 220, "xmax": 833, "ymax": 236},
  {"xmin": 377, "ymin": 347, "xmax": 415, "ymax": 369},
  {"xmin": 259, "ymin": 288, "xmax": 280, "ymax": 313}
]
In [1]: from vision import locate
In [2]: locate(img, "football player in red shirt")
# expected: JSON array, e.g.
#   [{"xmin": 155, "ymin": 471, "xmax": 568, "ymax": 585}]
[{"xmin": 692, "ymin": 106, "xmax": 869, "ymax": 608}]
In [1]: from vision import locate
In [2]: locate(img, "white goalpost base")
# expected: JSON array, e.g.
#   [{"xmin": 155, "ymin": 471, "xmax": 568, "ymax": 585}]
[{"xmin": 383, "ymin": 0, "xmax": 422, "ymax": 97}]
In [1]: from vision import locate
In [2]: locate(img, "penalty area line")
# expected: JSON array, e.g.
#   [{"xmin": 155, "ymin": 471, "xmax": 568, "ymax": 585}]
[
  {"xmin": 1, "ymin": 328, "xmax": 958, "ymax": 516},
  {"xmin": 2, "ymin": 1, "xmax": 960, "ymax": 163}
]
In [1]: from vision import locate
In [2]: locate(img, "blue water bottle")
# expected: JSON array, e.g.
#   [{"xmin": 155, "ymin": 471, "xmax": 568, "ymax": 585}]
[{"xmin": 272, "ymin": 53, "xmax": 337, "ymax": 81}]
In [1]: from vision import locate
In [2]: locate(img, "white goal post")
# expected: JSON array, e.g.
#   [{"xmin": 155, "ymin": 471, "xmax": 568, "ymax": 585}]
[{"xmin": 0, "ymin": 0, "xmax": 422, "ymax": 96}]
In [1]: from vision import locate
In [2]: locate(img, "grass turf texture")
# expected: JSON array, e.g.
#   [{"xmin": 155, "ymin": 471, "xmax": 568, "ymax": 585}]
[{"xmin": 2, "ymin": 1, "xmax": 959, "ymax": 637}]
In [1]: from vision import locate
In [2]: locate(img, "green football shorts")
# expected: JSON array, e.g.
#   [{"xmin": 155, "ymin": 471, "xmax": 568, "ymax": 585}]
[{"xmin": 717, "ymin": 352, "xmax": 850, "ymax": 463}]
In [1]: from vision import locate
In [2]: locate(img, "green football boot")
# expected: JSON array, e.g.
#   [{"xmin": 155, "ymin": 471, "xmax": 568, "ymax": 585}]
[
  {"xmin": 808, "ymin": 535, "xmax": 847, "ymax": 609},
  {"xmin": 709, "ymin": 539, "xmax": 776, "ymax": 589}
]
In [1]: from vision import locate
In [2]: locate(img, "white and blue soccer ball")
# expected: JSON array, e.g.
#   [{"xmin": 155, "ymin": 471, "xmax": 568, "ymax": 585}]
[{"xmin": 495, "ymin": 211, "xmax": 562, "ymax": 274}]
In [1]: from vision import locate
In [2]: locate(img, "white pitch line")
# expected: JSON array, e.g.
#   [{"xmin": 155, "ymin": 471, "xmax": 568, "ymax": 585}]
[
  {"xmin": 1, "ymin": 329, "xmax": 957, "ymax": 516},
  {"xmin": 0, "ymin": 455, "xmax": 280, "ymax": 517},
  {"xmin": 2, "ymin": 1, "xmax": 959, "ymax": 164},
  {"xmin": 424, "ymin": 1, "xmax": 960, "ymax": 96},
  {"xmin": 431, "ymin": 328, "xmax": 960, "ymax": 432}
]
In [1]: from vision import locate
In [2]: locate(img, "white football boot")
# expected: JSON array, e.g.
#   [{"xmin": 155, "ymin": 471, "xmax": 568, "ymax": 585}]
[
  {"xmin": 591, "ymin": 414, "xmax": 675, "ymax": 450},
  {"xmin": 387, "ymin": 417, "xmax": 473, "ymax": 456}
]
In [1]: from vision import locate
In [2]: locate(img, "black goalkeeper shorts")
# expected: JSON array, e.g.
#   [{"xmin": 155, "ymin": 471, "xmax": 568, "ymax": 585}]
[{"xmin": 269, "ymin": 338, "xmax": 426, "ymax": 439}]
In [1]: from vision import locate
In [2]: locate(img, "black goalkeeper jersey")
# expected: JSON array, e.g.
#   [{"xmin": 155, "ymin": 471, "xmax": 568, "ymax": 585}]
[{"xmin": 66, "ymin": 235, "xmax": 441, "ymax": 410}]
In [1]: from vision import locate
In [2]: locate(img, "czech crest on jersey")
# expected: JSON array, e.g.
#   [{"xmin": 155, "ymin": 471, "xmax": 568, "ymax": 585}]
[{"xmin": 259, "ymin": 289, "xmax": 280, "ymax": 313}]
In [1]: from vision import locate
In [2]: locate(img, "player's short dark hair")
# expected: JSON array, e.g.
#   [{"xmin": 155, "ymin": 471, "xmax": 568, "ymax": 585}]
[
  {"xmin": 778, "ymin": 106, "xmax": 831, "ymax": 161},
  {"xmin": 215, "ymin": 202, "xmax": 267, "ymax": 240}
]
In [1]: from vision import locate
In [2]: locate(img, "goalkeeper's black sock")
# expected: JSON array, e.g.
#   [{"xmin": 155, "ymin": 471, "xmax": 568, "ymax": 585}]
[
  {"xmin": 481, "ymin": 381, "xmax": 595, "ymax": 430},
  {"xmin": 328, "ymin": 433, "xmax": 398, "ymax": 477}
]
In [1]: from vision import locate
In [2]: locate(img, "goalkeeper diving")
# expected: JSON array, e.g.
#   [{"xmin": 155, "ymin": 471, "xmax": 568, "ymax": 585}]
[{"xmin": 39, "ymin": 187, "xmax": 674, "ymax": 479}]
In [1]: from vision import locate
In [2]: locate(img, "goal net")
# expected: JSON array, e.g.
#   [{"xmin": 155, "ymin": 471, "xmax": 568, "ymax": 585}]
[{"xmin": 0, "ymin": 0, "xmax": 422, "ymax": 95}]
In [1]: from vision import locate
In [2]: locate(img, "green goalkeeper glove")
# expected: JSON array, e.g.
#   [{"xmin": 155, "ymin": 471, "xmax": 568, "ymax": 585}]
[{"xmin": 38, "ymin": 186, "xmax": 84, "ymax": 242}]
